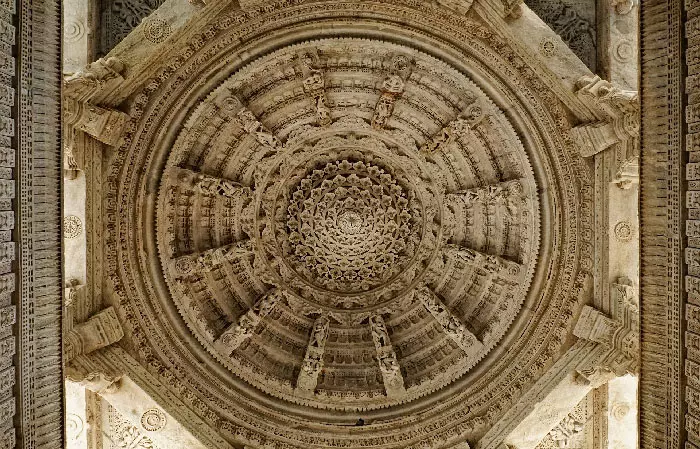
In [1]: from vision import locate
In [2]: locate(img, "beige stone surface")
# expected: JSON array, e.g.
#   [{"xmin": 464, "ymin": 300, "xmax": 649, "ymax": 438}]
[{"xmin": 60, "ymin": 0, "xmax": 643, "ymax": 448}]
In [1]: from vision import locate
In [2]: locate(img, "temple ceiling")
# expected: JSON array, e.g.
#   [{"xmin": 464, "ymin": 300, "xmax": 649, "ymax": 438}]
[{"xmin": 71, "ymin": 0, "xmax": 609, "ymax": 447}]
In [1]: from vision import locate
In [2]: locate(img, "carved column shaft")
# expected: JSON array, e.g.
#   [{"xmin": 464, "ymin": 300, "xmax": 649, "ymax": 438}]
[
  {"xmin": 215, "ymin": 289, "xmax": 281, "ymax": 355},
  {"xmin": 369, "ymin": 314, "xmax": 405, "ymax": 397},
  {"xmin": 296, "ymin": 315, "xmax": 330, "ymax": 394}
]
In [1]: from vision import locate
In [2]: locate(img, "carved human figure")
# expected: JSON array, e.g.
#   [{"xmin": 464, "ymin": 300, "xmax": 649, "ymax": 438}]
[
  {"xmin": 370, "ymin": 316, "xmax": 390, "ymax": 348},
  {"xmin": 309, "ymin": 317, "xmax": 329, "ymax": 348},
  {"xmin": 301, "ymin": 354, "xmax": 322, "ymax": 375},
  {"xmin": 303, "ymin": 71, "xmax": 325, "ymax": 93},
  {"xmin": 373, "ymin": 95, "xmax": 395, "ymax": 129},
  {"xmin": 252, "ymin": 291, "xmax": 278, "ymax": 317},
  {"xmin": 382, "ymin": 75, "xmax": 405, "ymax": 94},
  {"xmin": 222, "ymin": 313, "xmax": 257, "ymax": 346},
  {"xmin": 315, "ymin": 94, "xmax": 331, "ymax": 126}
]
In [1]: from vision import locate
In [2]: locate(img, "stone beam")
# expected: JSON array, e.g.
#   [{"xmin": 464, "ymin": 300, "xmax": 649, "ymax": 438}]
[
  {"xmin": 414, "ymin": 286, "xmax": 484, "ymax": 358},
  {"xmin": 166, "ymin": 166, "xmax": 252, "ymax": 199},
  {"xmin": 296, "ymin": 315, "xmax": 330, "ymax": 395},
  {"xmin": 67, "ymin": 346, "xmax": 231, "ymax": 449},
  {"xmin": 214, "ymin": 289, "xmax": 282, "ymax": 355},
  {"xmin": 477, "ymin": 300, "xmax": 638, "ymax": 449},
  {"xmin": 65, "ymin": 307, "xmax": 125, "ymax": 362},
  {"xmin": 172, "ymin": 240, "xmax": 254, "ymax": 277},
  {"xmin": 369, "ymin": 314, "xmax": 406, "ymax": 397},
  {"xmin": 64, "ymin": 97, "xmax": 130, "ymax": 147}
]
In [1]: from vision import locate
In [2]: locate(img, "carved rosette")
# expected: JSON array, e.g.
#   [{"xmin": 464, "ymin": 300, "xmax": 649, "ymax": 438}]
[{"xmin": 105, "ymin": 3, "xmax": 593, "ymax": 448}]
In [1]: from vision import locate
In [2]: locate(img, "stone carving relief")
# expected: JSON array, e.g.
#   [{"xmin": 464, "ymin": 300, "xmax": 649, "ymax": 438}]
[
  {"xmin": 65, "ymin": 307, "xmax": 125, "ymax": 362},
  {"xmin": 296, "ymin": 315, "xmax": 330, "ymax": 394},
  {"xmin": 570, "ymin": 75, "xmax": 639, "ymax": 187},
  {"xmin": 525, "ymin": 0, "xmax": 597, "ymax": 70},
  {"xmin": 109, "ymin": 405, "xmax": 160, "ymax": 449},
  {"xmin": 100, "ymin": 0, "xmax": 165, "ymax": 54},
  {"xmin": 369, "ymin": 314, "xmax": 406, "ymax": 397},
  {"xmin": 155, "ymin": 40, "xmax": 540, "ymax": 410},
  {"xmin": 142, "ymin": 16, "xmax": 171, "ymax": 44},
  {"xmin": 64, "ymin": 215, "xmax": 84, "ymax": 239},
  {"xmin": 140, "ymin": 408, "xmax": 167, "ymax": 432},
  {"xmin": 103, "ymin": 3, "xmax": 594, "ymax": 447}
]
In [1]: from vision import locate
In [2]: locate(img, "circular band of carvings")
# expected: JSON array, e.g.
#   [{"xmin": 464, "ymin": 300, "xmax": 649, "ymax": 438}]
[
  {"xmin": 141, "ymin": 408, "xmax": 167, "ymax": 432},
  {"xmin": 105, "ymin": 2, "xmax": 593, "ymax": 447}
]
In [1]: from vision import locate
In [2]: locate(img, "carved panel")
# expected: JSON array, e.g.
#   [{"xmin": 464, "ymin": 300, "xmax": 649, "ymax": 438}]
[{"xmin": 102, "ymin": 2, "xmax": 593, "ymax": 447}]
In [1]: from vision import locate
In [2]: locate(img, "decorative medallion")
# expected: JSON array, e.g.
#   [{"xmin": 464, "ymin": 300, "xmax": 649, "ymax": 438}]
[
  {"xmin": 142, "ymin": 17, "xmax": 171, "ymax": 44},
  {"xmin": 140, "ymin": 408, "xmax": 167, "ymax": 432},
  {"xmin": 66, "ymin": 413, "xmax": 84, "ymax": 440},
  {"xmin": 64, "ymin": 19, "xmax": 85, "ymax": 43},
  {"xmin": 63, "ymin": 215, "xmax": 83, "ymax": 239},
  {"xmin": 539, "ymin": 37, "xmax": 557, "ymax": 57},
  {"xmin": 614, "ymin": 220, "xmax": 634, "ymax": 242}
]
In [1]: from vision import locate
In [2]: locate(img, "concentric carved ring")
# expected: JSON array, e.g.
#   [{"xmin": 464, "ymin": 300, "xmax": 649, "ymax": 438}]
[{"xmin": 255, "ymin": 129, "xmax": 443, "ymax": 311}]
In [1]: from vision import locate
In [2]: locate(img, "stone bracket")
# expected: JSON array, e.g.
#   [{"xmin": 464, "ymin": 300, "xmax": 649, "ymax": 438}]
[
  {"xmin": 64, "ymin": 97, "xmax": 130, "ymax": 147},
  {"xmin": 214, "ymin": 289, "xmax": 281, "ymax": 355},
  {"xmin": 65, "ymin": 306, "xmax": 125, "ymax": 362}
]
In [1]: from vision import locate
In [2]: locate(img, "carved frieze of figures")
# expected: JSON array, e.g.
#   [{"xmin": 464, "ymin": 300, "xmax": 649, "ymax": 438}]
[
  {"xmin": 369, "ymin": 315, "xmax": 406, "ymax": 396},
  {"xmin": 443, "ymin": 244, "xmax": 521, "ymax": 277},
  {"xmin": 446, "ymin": 179, "xmax": 526, "ymax": 220},
  {"xmin": 297, "ymin": 315, "xmax": 330, "ymax": 394},
  {"xmin": 549, "ymin": 415, "xmax": 585, "ymax": 448},
  {"xmin": 215, "ymin": 289, "xmax": 282, "ymax": 355}
]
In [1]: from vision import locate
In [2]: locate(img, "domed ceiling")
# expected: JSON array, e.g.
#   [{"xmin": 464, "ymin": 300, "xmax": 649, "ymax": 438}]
[
  {"xmin": 158, "ymin": 41, "xmax": 539, "ymax": 410},
  {"xmin": 105, "ymin": 1, "xmax": 593, "ymax": 447}
]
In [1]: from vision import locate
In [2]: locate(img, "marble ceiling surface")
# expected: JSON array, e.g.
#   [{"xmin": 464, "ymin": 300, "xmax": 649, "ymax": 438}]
[{"xmin": 92, "ymin": 1, "xmax": 597, "ymax": 447}]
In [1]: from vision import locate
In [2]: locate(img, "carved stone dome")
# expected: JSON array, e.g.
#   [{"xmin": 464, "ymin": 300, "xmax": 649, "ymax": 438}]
[
  {"xmin": 156, "ymin": 40, "xmax": 539, "ymax": 410},
  {"xmin": 105, "ymin": 3, "xmax": 593, "ymax": 447}
]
